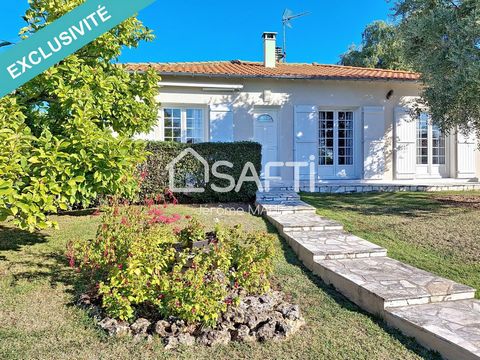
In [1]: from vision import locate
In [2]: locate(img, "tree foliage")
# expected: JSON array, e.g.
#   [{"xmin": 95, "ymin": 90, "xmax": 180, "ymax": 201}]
[
  {"xmin": 395, "ymin": 0, "xmax": 480, "ymax": 134},
  {"xmin": 0, "ymin": 0, "xmax": 160, "ymax": 231},
  {"xmin": 339, "ymin": 21, "xmax": 410, "ymax": 70}
]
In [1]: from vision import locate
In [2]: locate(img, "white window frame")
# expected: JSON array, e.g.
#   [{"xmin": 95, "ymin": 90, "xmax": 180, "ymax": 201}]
[
  {"xmin": 415, "ymin": 113, "xmax": 449, "ymax": 178},
  {"xmin": 318, "ymin": 110, "xmax": 355, "ymax": 167},
  {"xmin": 160, "ymin": 105, "xmax": 208, "ymax": 143}
]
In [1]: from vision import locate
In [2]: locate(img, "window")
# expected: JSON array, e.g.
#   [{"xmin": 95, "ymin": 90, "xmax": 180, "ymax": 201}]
[
  {"xmin": 257, "ymin": 114, "xmax": 274, "ymax": 123},
  {"xmin": 319, "ymin": 111, "xmax": 354, "ymax": 166},
  {"xmin": 164, "ymin": 108, "xmax": 182, "ymax": 142},
  {"xmin": 432, "ymin": 125, "xmax": 446, "ymax": 165},
  {"xmin": 163, "ymin": 108, "xmax": 204, "ymax": 143},
  {"xmin": 337, "ymin": 111, "xmax": 354, "ymax": 165},
  {"xmin": 416, "ymin": 114, "xmax": 429, "ymax": 165},
  {"xmin": 416, "ymin": 113, "xmax": 446, "ymax": 166},
  {"xmin": 319, "ymin": 111, "xmax": 334, "ymax": 165},
  {"xmin": 186, "ymin": 109, "xmax": 204, "ymax": 143}
]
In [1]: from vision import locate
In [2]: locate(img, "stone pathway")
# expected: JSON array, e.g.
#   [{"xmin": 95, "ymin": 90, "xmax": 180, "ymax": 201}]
[
  {"xmin": 268, "ymin": 213, "xmax": 343, "ymax": 234},
  {"xmin": 257, "ymin": 191, "xmax": 480, "ymax": 360}
]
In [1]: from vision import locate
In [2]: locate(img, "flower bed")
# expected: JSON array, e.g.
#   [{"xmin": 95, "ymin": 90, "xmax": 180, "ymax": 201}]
[{"xmin": 68, "ymin": 199, "xmax": 304, "ymax": 347}]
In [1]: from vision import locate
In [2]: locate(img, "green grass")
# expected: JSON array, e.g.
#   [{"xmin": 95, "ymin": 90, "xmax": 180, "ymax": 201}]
[
  {"xmin": 301, "ymin": 191, "xmax": 480, "ymax": 299},
  {"xmin": 0, "ymin": 204, "xmax": 440, "ymax": 360}
]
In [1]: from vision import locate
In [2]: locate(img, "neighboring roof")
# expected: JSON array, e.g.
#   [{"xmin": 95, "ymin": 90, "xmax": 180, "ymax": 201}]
[{"xmin": 123, "ymin": 60, "xmax": 420, "ymax": 82}]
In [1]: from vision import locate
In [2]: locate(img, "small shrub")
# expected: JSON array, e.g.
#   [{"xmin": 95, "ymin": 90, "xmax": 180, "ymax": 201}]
[{"xmin": 68, "ymin": 202, "xmax": 275, "ymax": 326}]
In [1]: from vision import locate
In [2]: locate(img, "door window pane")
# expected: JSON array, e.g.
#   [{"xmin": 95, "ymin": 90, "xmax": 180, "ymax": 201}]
[
  {"xmin": 432, "ymin": 124, "xmax": 446, "ymax": 165},
  {"xmin": 416, "ymin": 114, "xmax": 446, "ymax": 166},
  {"xmin": 319, "ymin": 111, "xmax": 354, "ymax": 167},
  {"xmin": 337, "ymin": 111, "xmax": 354, "ymax": 166},
  {"xmin": 186, "ymin": 109, "xmax": 204, "ymax": 144},
  {"xmin": 416, "ymin": 115, "xmax": 429, "ymax": 164},
  {"xmin": 319, "ymin": 111, "xmax": 334, "ymax": 165},
  {"xmin": 164, "ymin": 108, "xmax": 182, "ymax": 142}
]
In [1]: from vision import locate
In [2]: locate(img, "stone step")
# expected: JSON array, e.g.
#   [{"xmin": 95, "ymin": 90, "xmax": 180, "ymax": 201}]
[
  {"xmin": 256, "ymin": 191, "xmax": 300, "ymax": 202},
  {"xmin": 283, "ymin": 230, "xmax": 387, "ymax": 269},
  {"xmin": 266, "ymin": 213, "xmax": 343, "ymax": 234},
  {"xmin": 385, "ymin": 300, "xmax": 480, "ymax": 360},
  {"xmin": 255, "ymin": 199, "xmax": 316, "ymax": 215},
  {"xmin": 313, "ymin": 257, "xmax": 475, "ymax": 318}
]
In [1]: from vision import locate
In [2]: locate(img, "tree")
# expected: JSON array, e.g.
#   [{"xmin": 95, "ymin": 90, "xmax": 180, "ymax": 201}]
[
  {"xmin": 395, "ymin": 0, "xmax": 480, "ymax": 134},
  {"xmin": 339, "ymin": 21, "xmax": 410, "ymax": 70},
  {"xmin": 0, "ymin": 0, "xmax": 160, "ymax": 231}
]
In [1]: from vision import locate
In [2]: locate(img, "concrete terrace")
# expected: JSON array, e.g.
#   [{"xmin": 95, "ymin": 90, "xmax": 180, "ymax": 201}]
[{"xmin": 260, "ymin": 178, "xmax": 480, "ymax": 194}]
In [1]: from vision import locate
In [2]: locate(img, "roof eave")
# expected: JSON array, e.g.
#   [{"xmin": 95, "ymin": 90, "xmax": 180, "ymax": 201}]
[{"xmin": 157, "ymin": 72, "xmax": 420, "ymax": 83}]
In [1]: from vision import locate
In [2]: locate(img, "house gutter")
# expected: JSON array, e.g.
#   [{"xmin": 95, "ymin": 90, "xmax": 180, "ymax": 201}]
[{"xmin": 157, "ymin": 72, "xmax": 420, "ymax": 83}]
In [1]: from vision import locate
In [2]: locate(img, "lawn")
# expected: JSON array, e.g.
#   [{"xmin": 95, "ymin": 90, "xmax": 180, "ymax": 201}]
[
  {"xmin": 0, "ymin": 204, "xmax": 440, "ymax": 360},
  {"xmin": 301, "ymin": 191, "xmax": 480, "ymax": 299}
]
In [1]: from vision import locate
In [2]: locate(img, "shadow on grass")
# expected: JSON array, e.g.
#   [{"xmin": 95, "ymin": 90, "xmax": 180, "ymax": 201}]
[
  {"xmin": 0, "ymin": 226, "xmax": 48, "ymax": 261},
  {"xmin": 57, "ymin": 208, "xmax": 98, "ymax": 217},
  {"xmin": 300, "ymin": 191, "xmax": 459, "ymax": 218},
  {"xmin": 259, "ymin": 217, "xmax": 441, "ymax": 360},
  {"xmin": 0, "ymin": 226, "xmax": 91, "ymax": 300}
]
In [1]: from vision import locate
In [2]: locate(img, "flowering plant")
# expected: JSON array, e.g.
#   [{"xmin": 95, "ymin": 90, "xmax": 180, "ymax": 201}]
[{"xmin": 68, "ymin": 199, "xmax": 275, "ymax": 326}]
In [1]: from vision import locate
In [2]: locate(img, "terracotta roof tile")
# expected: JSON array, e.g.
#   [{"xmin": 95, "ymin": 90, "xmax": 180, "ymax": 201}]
[{"xmin": 123, "ymin": 60, "xmax": 420, "ymax": 81}]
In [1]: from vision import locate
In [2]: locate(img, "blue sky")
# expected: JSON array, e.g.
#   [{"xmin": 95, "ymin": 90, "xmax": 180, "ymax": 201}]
[{"xmin": 1, "ymin": 1, "xmax": 394, "ymax": 64}]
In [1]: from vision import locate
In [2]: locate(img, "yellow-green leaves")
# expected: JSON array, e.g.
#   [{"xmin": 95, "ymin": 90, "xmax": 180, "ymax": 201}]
[{"xmin": 0, "ymin": 0, "xmax": 160, "ymax": 231}]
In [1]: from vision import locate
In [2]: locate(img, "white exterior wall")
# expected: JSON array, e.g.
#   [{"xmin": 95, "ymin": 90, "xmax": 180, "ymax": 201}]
[{"xmin": 151, "ymin": 76, "xmax": 479, "ymax": 182}]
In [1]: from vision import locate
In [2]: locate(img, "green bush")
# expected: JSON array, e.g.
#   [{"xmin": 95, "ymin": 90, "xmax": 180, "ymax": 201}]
[
  {"xmin": 139, "ymin": 141, "xmax": 262, "ymax": 203},
  {"xmin": 68, "ymin": 202, "xmax": 275, "ymax": 326}
]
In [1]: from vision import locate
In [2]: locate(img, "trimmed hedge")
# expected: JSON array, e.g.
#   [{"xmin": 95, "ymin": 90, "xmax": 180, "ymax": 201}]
[{"xmin": 139, "ymin": 141, "xmax": 262, "ymax": 203}]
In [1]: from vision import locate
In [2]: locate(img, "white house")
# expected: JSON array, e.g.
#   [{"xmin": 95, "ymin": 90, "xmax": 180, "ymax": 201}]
[{"xmin": 126, "ymin": 32, "xmax": 480, "ymax": 185}]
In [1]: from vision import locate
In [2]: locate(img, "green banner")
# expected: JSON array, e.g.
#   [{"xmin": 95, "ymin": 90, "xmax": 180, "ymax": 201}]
[{"xmin": 0, "ymin": 0, "xmax": 156, "ymax": 98}]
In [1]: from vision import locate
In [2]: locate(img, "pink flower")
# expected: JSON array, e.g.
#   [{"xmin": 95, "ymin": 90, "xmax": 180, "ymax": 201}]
[
  {"xmin": 117, "ymin": 264, "xmax": 123, "ymax": 270},
  {"xmin": 145, "ymin": 198, "xmax": 155, "ymax": 207}
]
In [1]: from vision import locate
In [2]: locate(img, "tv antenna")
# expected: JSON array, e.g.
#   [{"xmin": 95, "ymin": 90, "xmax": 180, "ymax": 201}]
[{"xmin": 282, "ymin": 8, "xmax": 310, "ymax": 62}]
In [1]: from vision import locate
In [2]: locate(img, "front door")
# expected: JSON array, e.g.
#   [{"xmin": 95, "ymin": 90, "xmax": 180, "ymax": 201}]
[
  {"xmin": 318, "ymin": 110, "xmax": 356, "ymax": 179},
  {"xmin": 416, "ymin": 114, "xmax": 448, "ymax": 178},
  {"xmin": 254, "ymin": 110, "xmax": 278, "ymax": 178}
]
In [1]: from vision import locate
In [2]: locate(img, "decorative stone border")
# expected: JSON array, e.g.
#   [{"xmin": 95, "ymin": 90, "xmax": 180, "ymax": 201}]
[{"xmin": 79, "ymin": 291, "xmax": 305, "ymax": 349}]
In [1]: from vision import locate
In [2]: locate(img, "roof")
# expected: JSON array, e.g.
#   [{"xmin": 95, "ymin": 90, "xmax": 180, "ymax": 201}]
[{"xmin": 123, "ymin": 60, "xmax": 420, "ymax": 82}]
